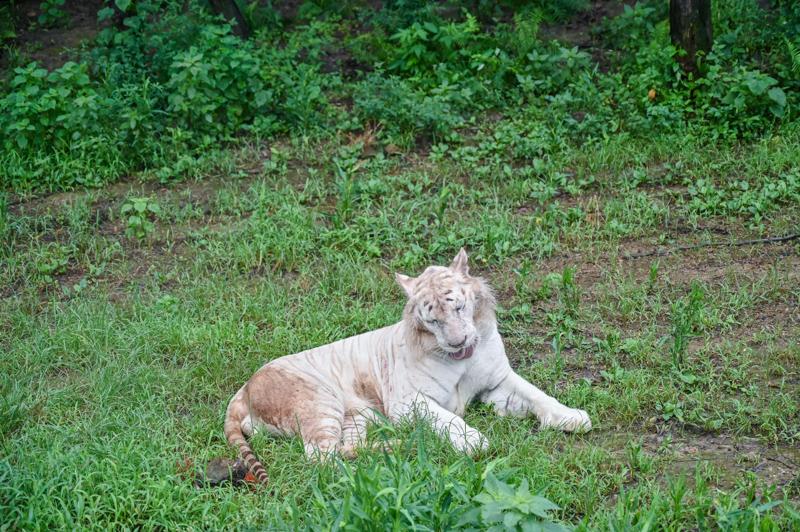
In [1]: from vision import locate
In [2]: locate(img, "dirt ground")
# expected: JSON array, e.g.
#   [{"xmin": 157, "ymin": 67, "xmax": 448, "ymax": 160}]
[{"xmin": 9, "ymin": 0, "xmax": 104, "ymax": 71}]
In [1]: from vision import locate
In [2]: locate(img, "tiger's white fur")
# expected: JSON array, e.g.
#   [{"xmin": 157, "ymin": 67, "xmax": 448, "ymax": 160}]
[{"xmin": 225, "ymin": 249, "xmax": 591, "ymax": 483}]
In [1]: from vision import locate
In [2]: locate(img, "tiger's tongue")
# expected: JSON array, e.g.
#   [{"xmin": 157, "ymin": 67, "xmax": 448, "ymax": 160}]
[{"xmin": 450, "ymin": 343, "xmax": 475, "ymax": 360}]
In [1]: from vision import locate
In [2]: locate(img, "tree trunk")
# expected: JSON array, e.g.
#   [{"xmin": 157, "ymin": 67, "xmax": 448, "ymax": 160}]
[
  {"xmin": 669, "ymin": 0, "xmax": 713, "ymax": 77},
  {"xmin": 207, "ymin": 0, "xmax": 250, "ymax": 40}
]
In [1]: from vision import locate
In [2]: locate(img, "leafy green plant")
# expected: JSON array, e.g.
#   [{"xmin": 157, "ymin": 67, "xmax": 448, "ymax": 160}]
[
  {"xmin": 593, "ymin": 331, "xmax": 622, "ymax": 360},
  {"xmin": 283, "ymin": 431, "xmax": 567, "ymax": 532},
  {"xmin": 121, "ymin": 197, "xmax": 160, "ymax": 241},
  {"xmin": 626, "ymin": 438, "xmax": 657, "ymax": 474},
  {"xmin": 548, "ymin": 307, "xmax": 579, "ymax": 385},
  {"xmin": 513, "ymin": 259, "xmax": 533, "ymax": 301},
  {"xmin": 647, "ymin": 260, "xmax": 660, "ymax": 292},
  {"xmin": 0, "ymin": 3, "xmax": 17, "ymax": 44},
  {"xmin": 37, "ymin": 0, "xmax": 69, "ymax": 28},
  {"xmin": 717, "ymin": 68, "xmax": 787, "ymax": 119},
  {"xmin": 559, "ymin": 265, "xmax": 581, "ymax": 317},
  {"xmin": 71, "ymin": 262, "xmax": 105, "ymax": 295},
  {"xmin": 1, "ymin": 61, "xmax": 100, "ymax": 152},
  {"xmin": 329, "ymin": 146, "xmax": 363, "ymax": 229},
  {"xmin": 515, "ymin": 46, "xmax": 592, "ymax": 96},
  {"xmin": 387, "ymin": 15, "xmax": 481, "ymax": 77},
  {"xmin": 659, "ymin": 282, "xmax": 705, "ymax": 369},
  {"xmin": 352, "ymin": 72, "xmax": 472, "ymax": 138},
  {"xmin": 434, "ymin": 181, "xmax": 451, "ymax": 226},
  {"xmin": 788, "ymin": 38, "xmax": 800, "ymax": 76},
  {"xmin": 605, "ymin": 487, "xmax": 660, "ymax": 531},
  {"xmin": 685, "ymin": 172, "xmax": 800, "ymax": 219},
  {"xmin": 457, "ymin": 472, "xmax": 568, "ymax": 532},
  {"xmin": 708, "ymin": 488, "xmax": 782, "ymax": 531},
  {"xmin": 656, "ymin": 400, "xmax": 686, "ymax": 423},
  {"xmin": 155, "ymin": 294, "xmax": 180, "ymax": 315},
  {"xmin": 281, "ymin": 64, "xmax": 325, "ymax": 132},
  {"xmin": 0, "ymin": 3, "xmax": 335, "ymax": 192},
  {"xmin": 512, "ymin": 6, "xmax": 543, "ymax": 53},
  {"xmin": 34, "ymin": 243, "xmax": 73, "ymax": 284},
  {"xmin": 282, "ymin": 432, "xmax": 476, "ymax": 531},
  {"xmin": 599, "ymin": 1, "xmax": 666, "ymax": 51},
  {"xmin": 479, "ymin": 222, "xmax": 522, "ymax": 263},
  {"xmin": 166, "ymin": 27, "xmax": 273, "ymax": 137},
  {"xmin": 242, "ymin": 0, "xmax": 281, "ymax": 34},
  {"xmin": 599, "ymin": 366, "xmax": 630, "ymax": 384}
]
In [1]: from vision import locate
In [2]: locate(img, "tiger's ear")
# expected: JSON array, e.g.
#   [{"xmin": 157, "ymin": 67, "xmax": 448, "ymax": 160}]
[
  {"xmin": 450, "ymin": 248, "xmax": 469, "ymax": 276},
  {"xmin": 395, "ymin": 273, "xmax": 417, "ymax": 298}
]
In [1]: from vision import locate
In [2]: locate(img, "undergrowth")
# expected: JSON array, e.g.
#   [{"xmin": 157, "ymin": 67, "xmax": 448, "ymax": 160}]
[{"xmin": 2, "ymin": 0, "xmax": 800, "ymax": 191}]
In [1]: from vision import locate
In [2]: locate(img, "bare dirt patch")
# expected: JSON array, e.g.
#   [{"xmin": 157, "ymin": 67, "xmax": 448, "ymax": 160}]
[
  {"xmin": 12, "ymin": 0, "xmax": 104, "ymax": 71},
  {"xmin": 591, "ymin": 430, "xmax": 800, "ymax": 498}
]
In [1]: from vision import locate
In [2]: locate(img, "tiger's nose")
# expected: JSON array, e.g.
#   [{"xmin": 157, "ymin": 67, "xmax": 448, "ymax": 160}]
[{"xmin": 449, "ymin": 336, "xmax": 467, "ymax": 348}]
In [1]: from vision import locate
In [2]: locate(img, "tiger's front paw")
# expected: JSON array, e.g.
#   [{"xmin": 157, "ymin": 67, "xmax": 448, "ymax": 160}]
[{"xmin": 540, "ymin": 408, "xmax": 592, "ymax": 433}]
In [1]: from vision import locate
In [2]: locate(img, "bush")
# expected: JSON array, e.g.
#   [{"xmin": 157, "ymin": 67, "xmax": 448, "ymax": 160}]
[
  {"xmin": 2, "ymin": 0, "xmax": 800, "ymax": 192},
  {"xmin": 0, "ymin": 1, "xmax": 333, "ymax": 191},
  {"xmin": 166, "ymin": 27, "xmax": 273, "ymax": 138},
  {"xmin": 353, "ymin": 72, "xmax": 472, "ymax": 137},
  {"xmin": 1, "ymin": 62, "xmax": 109, "ymax": 152}
]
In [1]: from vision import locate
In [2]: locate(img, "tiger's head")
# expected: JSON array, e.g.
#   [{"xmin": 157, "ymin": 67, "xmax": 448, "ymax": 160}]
[{"xmin": 396, "ymin": 249, "xmax": 496, "ymax": 360}]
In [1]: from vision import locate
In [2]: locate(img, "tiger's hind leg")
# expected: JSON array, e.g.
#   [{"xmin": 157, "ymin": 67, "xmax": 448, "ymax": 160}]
[
  {"xmin": 295, "ymin": 399, "xmax": 347, "ymax": 462},
  {"xmin": 339, "ymin": 409, "xmax": 399, "ymax": 460},
  {"xmin": 339, "ymin": 410, "xmax": 369, "ymax": 460},
  {"xmin": 303, "ymin": 422, "xmax": 344, "ymax": 462},
  {"xmin": 244, "ymin": 363, "xmax": 347, "ymax": 462}
]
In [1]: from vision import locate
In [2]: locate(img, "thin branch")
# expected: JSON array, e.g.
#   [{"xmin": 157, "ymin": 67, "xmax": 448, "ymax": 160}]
[
  {"xmin": 766, "ymin": 456, "xmax": 799, "ymax": 470},
  {"xmin": 622, "ymin": 233, "xmax": 800, "ymax": 260}
]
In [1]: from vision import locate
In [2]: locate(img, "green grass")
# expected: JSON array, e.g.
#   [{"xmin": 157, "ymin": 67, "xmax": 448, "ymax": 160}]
[
  {"xmin": 3, "ymin": 0, "xmax": 799, "ymax": 526},
  {"xmin": 2, "ymin": 120, "xmax": 800, "ymax": 530}
]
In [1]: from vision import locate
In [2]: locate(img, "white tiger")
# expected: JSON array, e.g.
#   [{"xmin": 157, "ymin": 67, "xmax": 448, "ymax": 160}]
[{"xmin": 225, "ymin": 249, "xmax": 591, "ymax": 483}]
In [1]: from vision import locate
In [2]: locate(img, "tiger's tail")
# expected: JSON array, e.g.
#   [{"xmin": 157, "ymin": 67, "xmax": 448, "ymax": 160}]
[{"xmin": 224, "ymin": 389, "xmax": 269, "ymax": 485}]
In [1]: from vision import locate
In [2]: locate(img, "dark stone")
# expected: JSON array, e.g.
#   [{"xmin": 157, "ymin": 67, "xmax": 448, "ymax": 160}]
[{"xmin": 194, "ymin": 457, "xmax": 249, "ymax": 488}]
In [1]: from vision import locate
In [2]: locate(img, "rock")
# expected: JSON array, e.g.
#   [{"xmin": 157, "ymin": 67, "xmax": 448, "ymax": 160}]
[{"xmin": 195, "ymin": 457, "xmax": 249, "ymax": 488}]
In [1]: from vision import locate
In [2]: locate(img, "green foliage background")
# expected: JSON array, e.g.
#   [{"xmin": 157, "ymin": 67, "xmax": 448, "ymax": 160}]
[{"xmin": 1, "ymin": 0, "xmax": 799, "ymax": 191}]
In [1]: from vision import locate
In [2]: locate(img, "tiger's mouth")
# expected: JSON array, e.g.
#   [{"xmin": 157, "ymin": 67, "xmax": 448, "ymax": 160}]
[{"xmin": 449, "ymin": 341, "xmax": 476, "ymax": 360}]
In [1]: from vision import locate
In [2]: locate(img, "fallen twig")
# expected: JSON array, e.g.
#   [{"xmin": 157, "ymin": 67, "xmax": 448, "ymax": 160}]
[
  {"xmin": 622, "ymin": 233, "xmax": 800, "ymax": 260},
  {"xmin": 766, "ymin": 456, "xmax": 799, "ymax": 471}
]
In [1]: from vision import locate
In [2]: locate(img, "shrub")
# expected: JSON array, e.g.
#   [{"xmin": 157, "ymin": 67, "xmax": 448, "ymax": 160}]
[
  {"xmin": 0, "ymin": 1, "xmax": 329, "ymax": 191},
  {"xmin": 166, "ymin": 27, "xmax": 273, "ymax": 138},
  {"xmin": 1, "ymin": 61, "xmax": 109, "ymax": 152},
  {"xmin": 352, "ymin": 72, "xmax": 472, "ymax": 137}
]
